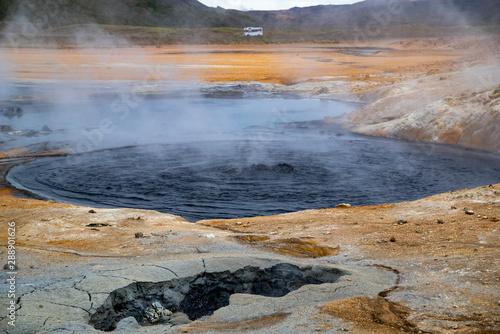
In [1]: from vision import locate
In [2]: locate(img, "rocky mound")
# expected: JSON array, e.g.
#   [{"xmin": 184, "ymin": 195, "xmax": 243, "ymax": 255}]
[{"xmin": 341, "ymin": 65, "xmax": 500, "ymax": 153}]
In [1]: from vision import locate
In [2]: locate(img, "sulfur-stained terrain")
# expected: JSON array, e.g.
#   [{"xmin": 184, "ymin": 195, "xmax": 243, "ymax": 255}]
[{"xmin": 1, "ymin": 35, "xmax": 500, "ymax": 333}]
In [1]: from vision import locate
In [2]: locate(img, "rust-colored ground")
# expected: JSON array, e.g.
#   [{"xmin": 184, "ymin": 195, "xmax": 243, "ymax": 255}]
[
  {"xmin": 194, "ymin": 184, "xmax": 500, "ymax": 333},
  {"xmin": 1, "ymin": 36, "xmax": 499, "ymax": 333},
  {"xmin": 0, "ymin": 182, "xmax": 498, "ymax": 333},
  {"xmin": 0, "ymin": 40, "xmax": 473, "ymax": 85}
]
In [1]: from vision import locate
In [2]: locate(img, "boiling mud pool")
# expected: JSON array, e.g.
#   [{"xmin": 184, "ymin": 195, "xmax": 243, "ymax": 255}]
[{"xmin": 6, "ymin": 94, "xmax": 500, "ymax": 221}]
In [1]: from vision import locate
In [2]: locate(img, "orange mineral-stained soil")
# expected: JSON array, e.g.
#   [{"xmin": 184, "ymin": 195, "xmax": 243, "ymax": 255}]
[
  {"xmin": 1, "ymin": 35, "xmax": 499, "ymax": 333},
  {"xmin": 0, "ymin": 41, "xmax": 472, "ymax": 85}
]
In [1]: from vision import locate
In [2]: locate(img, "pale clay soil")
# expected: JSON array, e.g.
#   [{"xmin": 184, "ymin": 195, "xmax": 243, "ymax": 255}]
[{"xmin": 1, "ymin": 35, "xmax": 500, "ymax": 333}]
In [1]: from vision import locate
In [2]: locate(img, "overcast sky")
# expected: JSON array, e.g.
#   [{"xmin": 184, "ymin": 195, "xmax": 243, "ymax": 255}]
[{"xmin": 198, "ymin": 0, "xmax": 362, "ymax": 11}]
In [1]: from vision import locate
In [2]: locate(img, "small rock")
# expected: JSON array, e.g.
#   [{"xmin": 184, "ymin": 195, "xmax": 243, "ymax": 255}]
[
  {"xmin": 88, "ymin": 209, "xmax": 96, "ymax": 214},
  {"xmin": 316, "ymin": 87, "xmax": 330, "ymax": 95},
  {"xmin": 437, "ymin": 219, "xmax": 445, "ymax": 224},
  {"xmin": 235, "ymin": 221, "xmax": 242, "ymax": 225},
  {"xmin": 116, "ymin": 317, "xmax": 141, "ymax": 331},
  {"xmin": 490, "ymin": 89, "xmax": 500, "ymax": 99},
  {"xmin": 0, "ymin": 106, "xmax": 23, "ymax": 117},
  {"xmin": 87, "ymin": 223, "xmax": 110, "ymax": 227},
  {"xmin": 390, "ymin": 237, "xmax": 396, "ymax": 242},
  {"xmin": 451, "ymin": 205, "xmax": 457, "ymax": 209},
  {"xmin": 482, "ymin": 216, "xmax": 488, "ymax": 219},
  {"xmin": 378, "ymin": 240, "xmax": 388, "ymax": 243},
  {"xmin": 170, "ymin": 312, "xmax": 192, "ymax": 326},
  {"xmin": 40, "ymin": 125, "xmax": 52, "ymax": 134},
  {"xmin": 465, "ymin": 210, "xmax": 474, "ymax": 215},
  {"xmin": 143, "ymin": 301, "xmax": 173, "ymax": 324},
  {"xmin": 336, "ymin": 203, "xmax": 352, "ymax": 208},
  {"xmin": 269, "ymin": 231, "xmax": 277, "ymax": 235},
  {"xmin": 397, "ymin": 219, "xmax": 407, "ymax": 225},
  {"xmin": 0, "ymin": 125, "xmax": 13, "ymax": 133},
  {"xmin": 322, "ymin": 231, "xmax": 331, "ymax": 235},
  {"xmin": 135, "ymin": 232, "xmax": 144, "ymax": 238},
  {"xmin": 415, "ymin": 230, "xmax": 423, "ymax": 233}
]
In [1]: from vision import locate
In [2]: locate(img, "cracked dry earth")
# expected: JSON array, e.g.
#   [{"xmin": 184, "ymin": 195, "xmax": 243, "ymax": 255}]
[
  {"xmin": 0, "ymin": 184, "xmax": 499, "ymax": 333},
  {"xmin": 199, "ymin": 184, "xmax": 500, "ymax": 333}
]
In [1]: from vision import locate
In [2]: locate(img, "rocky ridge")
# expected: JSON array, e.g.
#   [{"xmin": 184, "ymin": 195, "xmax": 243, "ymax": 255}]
[{"xmin": 340, "ymin": 65, "xmax": 500, "ymax": 153}]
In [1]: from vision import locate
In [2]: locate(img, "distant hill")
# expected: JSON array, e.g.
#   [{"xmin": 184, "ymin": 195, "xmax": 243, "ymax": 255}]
[
  {"xmin": 0, "ymin": 0, "xmax": 258, "ymax": 28},
  {"xmin": 1, "ymin": 0, "xmax": 499, "ymax": 30},
  {"xmin": 249, "ymin": 0, "xmax": 500, "ymax": 30},
  {"xmin": 0, "ymin": 0, "xmax": 13, "ymax": 22},
  {"xmin": 0, "ymin": 0, "xmax": 498, "ymax": 46}
]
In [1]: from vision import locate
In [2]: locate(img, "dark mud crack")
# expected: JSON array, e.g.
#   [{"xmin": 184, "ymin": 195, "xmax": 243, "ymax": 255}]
[
  {"xmin": 89, "ymin": 263, "xmax": 344, "ymax": 331},
  {"xmin": 374, "ymin": 264, "xmax": 420, "ymax": 333}
]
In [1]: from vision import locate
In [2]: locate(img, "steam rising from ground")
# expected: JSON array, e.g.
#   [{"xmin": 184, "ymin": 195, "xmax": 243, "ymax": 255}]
[
  {"xmin": 1, "ymin": 1, "xmax": 499, "ymax": 218},
  {"xmin": 0, "ymin": 1, "xmax": 198, "ymax": 151},
  {"xmin": 0, "ymin": 51, "xmax": 13, "ymax": 101}
]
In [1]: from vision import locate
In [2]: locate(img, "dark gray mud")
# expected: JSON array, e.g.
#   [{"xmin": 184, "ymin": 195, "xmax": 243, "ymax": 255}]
[
  {"xmin": 3, "ymin": 87, "xmax": 500, "ymax": 221},
  {"xmin": 8, "ymin": 121, "xmax": 500, "ymax": 221}
]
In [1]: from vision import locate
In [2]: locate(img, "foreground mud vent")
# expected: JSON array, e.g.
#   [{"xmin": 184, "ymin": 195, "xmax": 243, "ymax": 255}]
[
  {"xmin": 8, "ymin": 255, "xmax": 396, "ymax": 333},
  {"xmin": 90, "ymin": 262, "xmax": 344, "ymax": 331}
]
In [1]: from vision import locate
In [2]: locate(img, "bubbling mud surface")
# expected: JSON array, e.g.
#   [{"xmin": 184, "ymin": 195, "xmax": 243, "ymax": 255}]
[
  {"xmin": 5, "ymin": 90, "xmax": 500, "ymax": 221},
  {"xmin": 8, "ymin": 109, "xmax": 500, "ymax": 222}
]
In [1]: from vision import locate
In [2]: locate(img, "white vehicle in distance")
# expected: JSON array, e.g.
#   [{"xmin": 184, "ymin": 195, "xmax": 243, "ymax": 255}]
[{"xmin": 244, "ymin": 27, "xmax": 263, "ymax": 36}]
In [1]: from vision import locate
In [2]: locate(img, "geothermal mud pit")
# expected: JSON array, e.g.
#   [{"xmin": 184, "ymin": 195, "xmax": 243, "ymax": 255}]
[
  {"xmin": 5, "ymin": 93, "xmax": 500, "ymax": 221},
  {"xmin": 90, "ymin": 262, "xmax": 344, "ymax": 331}
]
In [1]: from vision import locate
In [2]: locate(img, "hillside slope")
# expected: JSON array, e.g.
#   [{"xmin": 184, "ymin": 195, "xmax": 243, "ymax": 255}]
[
  {"xmin": 1, "ymin": 0, "xmax": 258, "ymax": 28},
  {"xmin": 251, "ymin": 0, "xmax": 500, "ymax": 29},
  {"xmin": 1, "ymin": 0, "xmax": 498, "ymax": 30}
]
